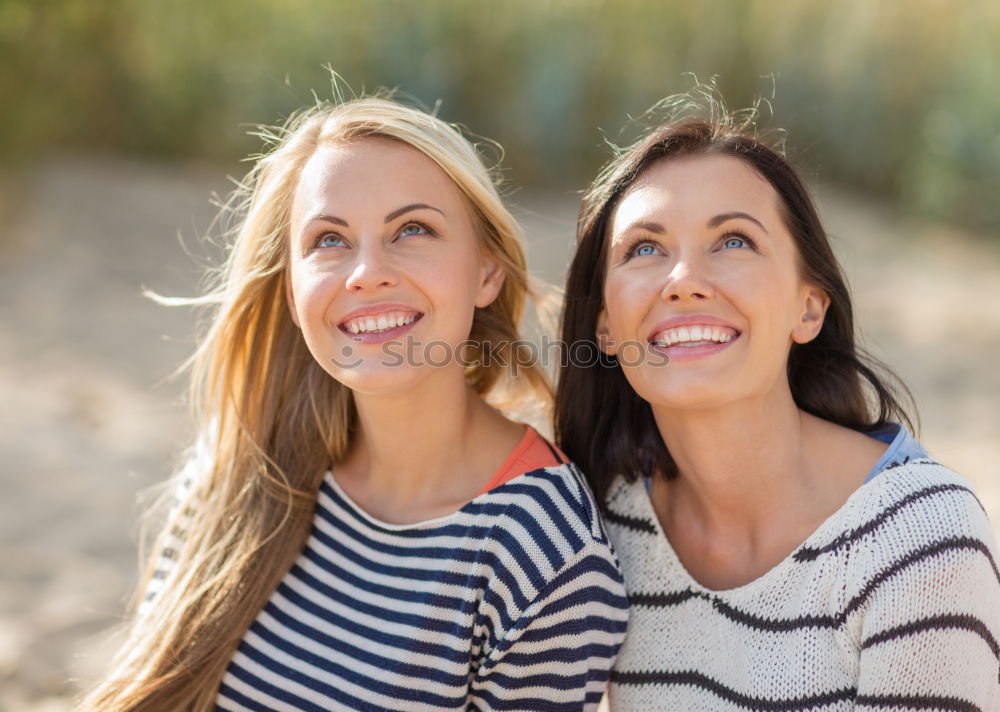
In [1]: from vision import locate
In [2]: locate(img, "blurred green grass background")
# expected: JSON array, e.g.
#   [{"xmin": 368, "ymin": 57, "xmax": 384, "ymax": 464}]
[
  {"xmin": 2, "ymin": 4, "xmax": 1000, "ymax": 709},
  {"xmin": 3, "ymin": 0, "xmax": 999, "ymax": 230}
]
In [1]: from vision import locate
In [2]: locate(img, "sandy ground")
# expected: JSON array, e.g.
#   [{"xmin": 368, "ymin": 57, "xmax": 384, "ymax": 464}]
[{"xmin": 1, "ymin": 156, "xmax": 998, "ymax": 711}]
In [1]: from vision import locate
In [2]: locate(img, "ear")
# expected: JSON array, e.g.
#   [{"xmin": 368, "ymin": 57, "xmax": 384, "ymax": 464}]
[
  {"xmin": 284, "ymin": 270, "xmax": 301, "ymax": 328},
  {"xmin": 595, "ymin": 307, "xmax": 618, "ymax": 355},
  {"xmin": 791, "ymin": 283, "xmax": 830, "ymax": 344},
  {"xmin": 474, "ymin": 252, "xmax": 506, "ymax": 308}
]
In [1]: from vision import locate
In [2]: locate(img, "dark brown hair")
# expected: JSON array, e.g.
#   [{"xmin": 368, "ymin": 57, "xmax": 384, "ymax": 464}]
[{"xmin": 555, "ymin": 112, "xmax": 916, "ymax": 508}]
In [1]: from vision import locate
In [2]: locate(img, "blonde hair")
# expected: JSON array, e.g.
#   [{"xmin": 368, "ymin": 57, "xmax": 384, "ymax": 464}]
[{"xmin": 83, "ymin": 94, "xmax": 552, "ymax": 711}]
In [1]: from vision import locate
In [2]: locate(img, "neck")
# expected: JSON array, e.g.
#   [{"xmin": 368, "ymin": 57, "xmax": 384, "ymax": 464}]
[
  {"xmin": 648, "ymin": 380, "xmax": 889, "ymax": 589},
  {"xmin": 651, "ymin": 381, "xmax": 816, "ymax": 543},
  {"xmin": 341, "ymin": 365, "xmax": 516, "ymax": 512}
]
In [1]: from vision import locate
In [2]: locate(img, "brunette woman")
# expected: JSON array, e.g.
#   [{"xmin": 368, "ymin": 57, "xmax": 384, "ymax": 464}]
[{"xmin": 557, "ymin": 109, "xmax": 1000, "ymax": 710}]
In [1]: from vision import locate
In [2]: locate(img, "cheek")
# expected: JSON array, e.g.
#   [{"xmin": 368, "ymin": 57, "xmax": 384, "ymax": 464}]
[
  {"xmin": 289, "ymin": 263, "xmax": 342, "ymax": 326},
  {"xmin": 729, "ymin": 266, "xmax": 804, "ymax": 343},
  {"xmin": 416, "ymin": 252, "xmax": 478, "ymax": 290},
  {"xmin": 400, "ymin": 247, "xmax": 484, "ymax": 335},
  {"xmin": 419, "ymin": 246, "xmax": 484, "ymax": 296},
  {"xmin": 603, "ymin": 271, "xmax": 658, "ymax": 338}
]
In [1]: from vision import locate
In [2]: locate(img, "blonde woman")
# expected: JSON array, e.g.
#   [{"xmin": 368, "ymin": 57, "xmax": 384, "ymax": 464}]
[{"xmin": 85, "ymin": 96, "xmax": 628, "ymax": 711}]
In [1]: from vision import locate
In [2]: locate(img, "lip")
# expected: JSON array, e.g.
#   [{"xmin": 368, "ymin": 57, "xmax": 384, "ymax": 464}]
[
  {"xmin": 338, "ymin": 302, "xmax": 423, "ymax": 323},
  {"xmin": 650, "ymin": 338, "xmax": 736, "ymax": 362},
  {"xmin": 646, "ymin": 313, "xmax": 742, "ymax": 343},
  {"xmin": 337, "ymin": 302, "xmax": 424, "ymax": 345}
]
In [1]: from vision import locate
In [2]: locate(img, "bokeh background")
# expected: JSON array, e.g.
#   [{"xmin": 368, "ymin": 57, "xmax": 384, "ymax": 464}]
[{"xmin": 2, "ymin": 1, "xmax": 998, "ymax": 709}]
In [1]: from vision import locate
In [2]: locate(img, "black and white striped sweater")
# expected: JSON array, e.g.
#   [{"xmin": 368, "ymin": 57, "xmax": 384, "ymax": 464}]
[{"xmin": 603, "ymin": 459, "xmax": 1000, "ymax": 711}]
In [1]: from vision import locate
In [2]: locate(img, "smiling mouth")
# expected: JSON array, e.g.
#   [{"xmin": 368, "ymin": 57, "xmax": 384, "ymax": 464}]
[
  {"xmin": 338, "ymin": 311, "xmax": 423, "ymax": 335},
  {"xmin": 650, "ymin": 324, "xmax": 740, "ymax": 348}
]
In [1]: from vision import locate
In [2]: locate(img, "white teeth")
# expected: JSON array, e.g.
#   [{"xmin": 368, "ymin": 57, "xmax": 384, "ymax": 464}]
[
  {"xmin": 652, "ymin": 324, "xmax": 738, "ymax": 347},
  {"xmin": 343, "ymin": 311, "xmax": 419, "ymax": 334}
]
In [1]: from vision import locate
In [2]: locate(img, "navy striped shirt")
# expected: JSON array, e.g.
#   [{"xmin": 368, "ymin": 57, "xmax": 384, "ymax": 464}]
[{"xmin": 213, "ymin": 463, "xmax": 628, "ymax": 711}]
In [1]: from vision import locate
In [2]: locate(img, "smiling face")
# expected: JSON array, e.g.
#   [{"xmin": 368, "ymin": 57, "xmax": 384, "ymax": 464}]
[
  {"xmin": 599, "ymin": 153, "xmax": 829, "ymax": 411},
  {"xmin": 286, "ymin": 137, "xmax": 504, "ymax": 395}
]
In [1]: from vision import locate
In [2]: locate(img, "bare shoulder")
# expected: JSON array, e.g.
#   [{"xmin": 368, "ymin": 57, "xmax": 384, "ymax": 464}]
[{"xmin": 801, "ymin": 411, "xmax": 889, "ymax": 486}]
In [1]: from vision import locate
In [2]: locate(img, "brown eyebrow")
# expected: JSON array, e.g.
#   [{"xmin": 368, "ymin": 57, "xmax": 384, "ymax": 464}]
[
  {"xmin": 708, "ymin": 211, "xmax": 769, "ymax": 234},
  {"xmin": 304, "ymin": 203, "xmax": 444, "ymax": 229},
  {"xmin": 306, "ymin": 213, "xmax": 349, "ymax": 227},
  {"xmin": 384, "ymin": 203, "xmax": 444, "ymax": 223},
  {"xmin": 619, "ymin": 220, "xmax": 666, "ymax": 237}
]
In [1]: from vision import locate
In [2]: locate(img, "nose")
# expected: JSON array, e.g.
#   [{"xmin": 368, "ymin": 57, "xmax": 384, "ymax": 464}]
[
  {"xmin": 344, "ymin": 243, "xmax": 399, "ymax": 292},
  {"xmin": 661, "ymin": 255, "xmax": 714, "ymax": 303}
]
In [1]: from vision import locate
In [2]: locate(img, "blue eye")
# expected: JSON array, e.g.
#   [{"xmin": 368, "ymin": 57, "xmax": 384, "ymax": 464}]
[
  {"xmin": 399, "ymin": 222, "xmax": 429, "ymax": 238},
  {"xmin": 722, "ymin": 236, "xmax": 748, "ymax": 249},
  {"xmin": 635, "ymin": 243, "xmax": 657, "ymax": 257},
  {"xmin": 621, "ymin": 239, "xmax": 662, "ymax": 262},
  {"xmin": 317, "ymin": 233, "xmax": 346, "ymax": 248}
]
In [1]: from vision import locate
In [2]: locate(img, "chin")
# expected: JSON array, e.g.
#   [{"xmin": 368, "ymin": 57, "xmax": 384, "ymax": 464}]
[
  {"xmin": 323, "ymin": 362, "xmax": 419, "ymax": 396},
  {"xmin": 626, "ymin": 369, "xmax": 742, "ymax": 412}
]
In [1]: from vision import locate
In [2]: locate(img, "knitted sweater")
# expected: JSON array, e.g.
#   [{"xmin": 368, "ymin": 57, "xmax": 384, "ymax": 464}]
[
  {"xmin": 603, "ymin": 458, "xmax": 1000, "ymax": 711},
  {"xmin": 147, "ymin": 461, "xmax": 629, "ymax": 711}
]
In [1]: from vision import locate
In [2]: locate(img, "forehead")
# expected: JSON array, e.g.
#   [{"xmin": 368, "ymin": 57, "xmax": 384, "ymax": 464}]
[
  {"xmin": 610, "ymin": 154, "xmax": 782, "ymax": 234},
  {"xmin": 291, "ymin": 137, "xmax": 467, "ymax": 220}
]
